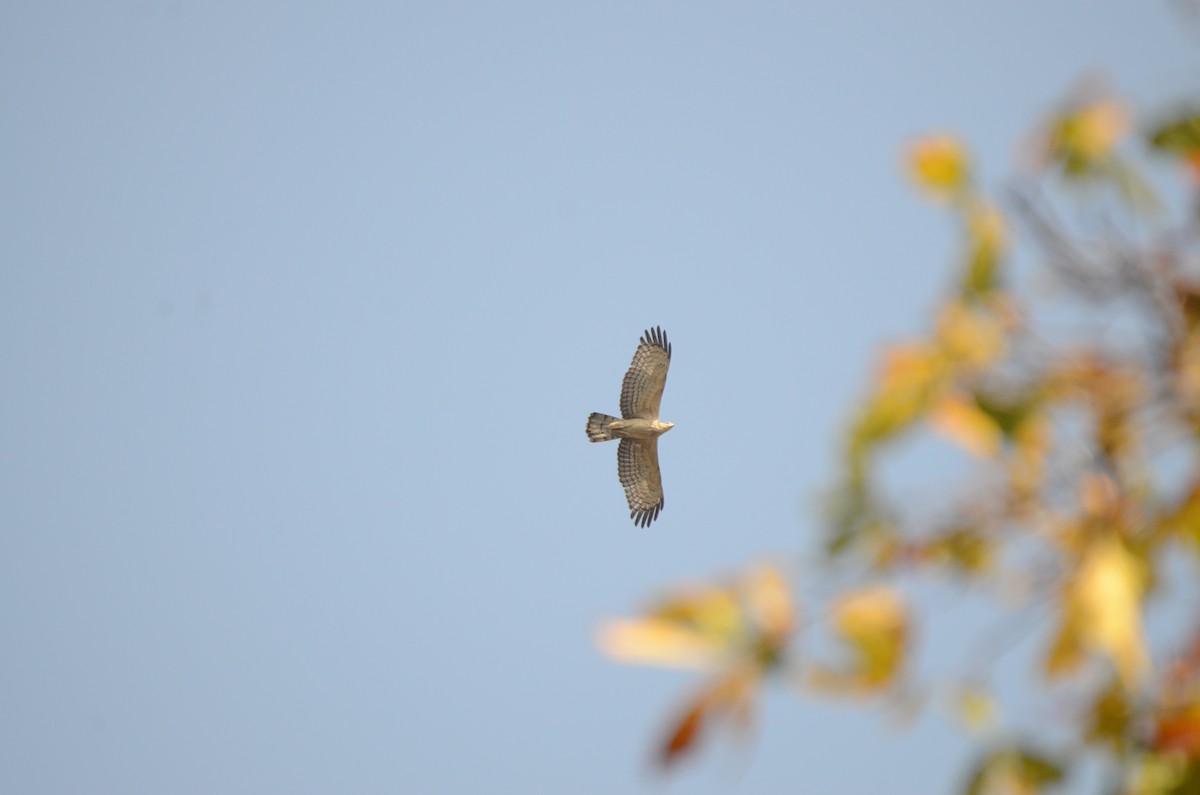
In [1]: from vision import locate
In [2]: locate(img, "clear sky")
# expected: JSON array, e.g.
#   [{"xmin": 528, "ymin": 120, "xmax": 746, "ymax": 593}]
[{"xmin": 2, "ymin": 2, "xmax": 1197, "ymax": 793}]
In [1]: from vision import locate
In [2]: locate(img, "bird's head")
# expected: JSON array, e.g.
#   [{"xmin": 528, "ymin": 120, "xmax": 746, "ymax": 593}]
[{"xmin": 658, "ymin": 420, "xmax": 675, "ymax": 434}]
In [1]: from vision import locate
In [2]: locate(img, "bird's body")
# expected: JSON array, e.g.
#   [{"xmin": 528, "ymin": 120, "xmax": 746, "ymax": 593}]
[
  {"xmin": 586, "ymin": 327, "xmax": 673, "ymax": 527},
  {"xmin": 589, "ymin": 417, "xmax": 674, "ymax": 441}
]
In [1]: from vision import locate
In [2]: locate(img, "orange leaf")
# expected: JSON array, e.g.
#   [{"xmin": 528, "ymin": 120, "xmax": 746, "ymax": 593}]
[
  {"xmin": 660, "ymin": 692, "xmax": 708, "ymax": 767},
  {"xmin": 928, "ymin": 392, "xmax": 1003, "ymax": 457},
  {"xmin": 1155, "ymin": 712, "xmax": 1200, "ymax": 758},
  {"xmin": 657, "ymin": 667, "xmax": 759, "ymax": 769},
  {"xmin": 1188, "ymin": 151, "xmax": 1200, "ymax": 185}
]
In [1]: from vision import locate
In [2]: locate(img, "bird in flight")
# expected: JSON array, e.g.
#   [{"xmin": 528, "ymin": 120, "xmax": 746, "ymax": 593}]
[{"xmin": 586, "ymin": 327, "xmax": 674, "ymax": 527}]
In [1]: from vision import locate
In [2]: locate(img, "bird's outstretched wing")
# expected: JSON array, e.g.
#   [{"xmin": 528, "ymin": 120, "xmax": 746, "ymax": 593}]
[
  {"xmin": 620, "ymin": 326, "xmax": 671, "ymax": 420},
  {"xmin": 618, "ymin": 438, "xmax": 664, "ymax": 527}
]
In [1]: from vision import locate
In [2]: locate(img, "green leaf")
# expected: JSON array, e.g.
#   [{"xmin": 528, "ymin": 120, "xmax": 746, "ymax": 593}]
[
  {"xmin": 1085, "ymin": 676, "xmax": 1132, "ymax": 752},
  {"xmin": 1149, "ymin": 112, "xmax": 1200, "ymax": 153},
  {"xmin": 962, "ymin": 241, "xmax": 999, "ymax": 299},
  {"xmin": 973, "ymin": 389, "xmax": 1041, "ymax": 439}
]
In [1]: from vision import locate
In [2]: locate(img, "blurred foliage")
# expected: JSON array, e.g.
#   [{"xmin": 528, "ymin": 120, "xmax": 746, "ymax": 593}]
[
  {"xmin": 596, "ymin": 564, "xmax": 794, "ymax": 767},
  {"xmin": 597, "ymin": 78, "xmax": 1200, "ymax": 792},
  {"xmin": 806, "ymin": 584, "xmax": 909, "ymax": 693},
  {"xmin": 964, "ymin": 746, "xmax": 1064, "ymax": 795}
]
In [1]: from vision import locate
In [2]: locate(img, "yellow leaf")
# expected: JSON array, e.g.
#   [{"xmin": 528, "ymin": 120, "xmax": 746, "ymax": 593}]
[
  {"xmin": 598, "ymin": 566, "xmax": 796, "ymax": 673},
  {"xmin": 955, "ymin": 685, "xmax": 998, "ymax": 732},
  {"xmin": 965, "ymin": 748, "xmax": 1064, "ymax": 795},
  {"xmin": 1045, "ymin": 97, "xmax": 1131, "ymax": 174},
  {"xmin": 906, "ymin": 133, "xmax": 970, "ymax": 200},
  {"xmin": 1081, "ymin": 539, "xmax": 1149, "ymax": 686},
  {"xmin": 829, "ymin": 585, "xmax": 909, "ymax": 691},
  {"xmin": 1070, "ymin": 100, "xmax": 1130, "ymax": 161},
  {"xmin": 1046, "ymin": 537, "xmax": 1149, "ymax": 687},
  {"xmin": 935, "ymin": 301, "xmax": 1007, "ymax": 368},
  {"xmin": 651, "ymin": 586, "xmax": 742, "ymax": 643},
  {"xmin": 1127, "ymin": 752, "xmax": 1194, "ymax": 795},
  {"xmin": 834, "ymin": 585, "xmax": 906, "ymax": 638},
  {"xmin": 738, "ymin": 564, "xmax": 796, "ymax": 649},
  {"xmin": 966, "ymin": 201, "xmax": 1008, "ymax": 256},
  {"xmin": 1009, "ymin": 414, "xmax": 1050, "ymax": 503},
  {"xmin": 961, "ymin": 201, "xmax": 1008, "ymax": 297},
  {"xmin": 928, "ymin": 392, "xmax": 1003, "ymax": 457},
  {"xmin": 599, "ymin": 565, "xmax": 798, "ymax": 768},
  {"xmin": 1157, "ymin": 480, "xmax": 1200, "ymax": 547},
  {"xmin": 879, "ymin": 342, "xmax": 940, "ymax": 387},
  {"xmin": 922, "ymin": 527, "xmax": 993, "ymax": 574},
  {"xmin": 1045, "ymin": 613, "xmax": 1087, "ymax": 678},
  {"xmin": 851, "ymin": 342, "xmax": 946, "ymax": 450},
  {"xmin": 596, "ymin": 618, "xmax": 727, "ymax": 670}
]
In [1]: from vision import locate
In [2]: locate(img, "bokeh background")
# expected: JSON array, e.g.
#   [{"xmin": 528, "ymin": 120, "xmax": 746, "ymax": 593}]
[{"xmin": 3, "ymin": 2, "xmax": 1198, "ymax": 792}]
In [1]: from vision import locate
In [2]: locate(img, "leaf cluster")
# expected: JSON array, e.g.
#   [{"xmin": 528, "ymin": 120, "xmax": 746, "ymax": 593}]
[{"xmin": 597, "ymin": 84, "xmax": 1200, "ymax": 792}]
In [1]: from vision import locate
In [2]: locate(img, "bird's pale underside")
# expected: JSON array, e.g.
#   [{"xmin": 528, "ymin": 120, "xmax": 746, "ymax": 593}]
[{"xmin": 586, "ymin": 326, "xmax": 673, "ymax": 527}]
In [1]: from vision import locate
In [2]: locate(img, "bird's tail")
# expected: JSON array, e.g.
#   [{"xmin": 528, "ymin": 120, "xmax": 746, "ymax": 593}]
[{"xmin": 586, "ymin": 413, "xmax": 618, "ymax": 442}]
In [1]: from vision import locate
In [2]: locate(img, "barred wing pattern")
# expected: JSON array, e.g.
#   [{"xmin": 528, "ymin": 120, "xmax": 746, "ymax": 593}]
[
  {"xmin": 618, "ymin": 438, "xmax": 664, "ymax": 528},
  {"xmin": 620, "ymin": 326, "xmax": 671, "ymax": 420}
]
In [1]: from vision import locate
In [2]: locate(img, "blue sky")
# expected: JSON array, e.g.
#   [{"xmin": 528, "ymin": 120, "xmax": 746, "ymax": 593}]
[{"xmin": 2, "ymin": 2, "xmax": 1197, "ymax": 793}]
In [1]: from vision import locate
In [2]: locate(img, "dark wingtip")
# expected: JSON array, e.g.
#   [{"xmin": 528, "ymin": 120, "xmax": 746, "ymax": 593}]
[
  {"xmin": 629, "ymin": 499, "xmax": 665, "ymax": 527},
  {"xmin": 642, "ymin": 326, "xmax": 670, "ymax": 359}
]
